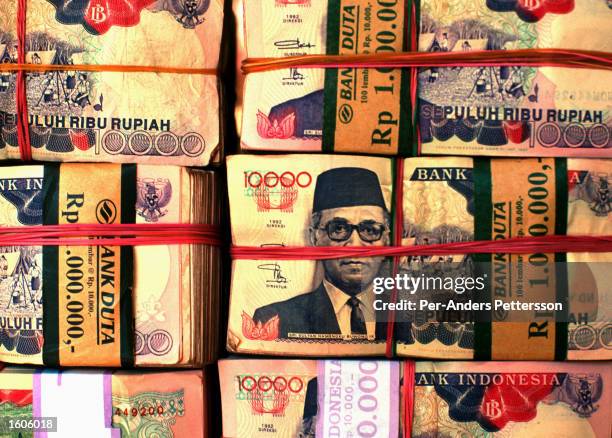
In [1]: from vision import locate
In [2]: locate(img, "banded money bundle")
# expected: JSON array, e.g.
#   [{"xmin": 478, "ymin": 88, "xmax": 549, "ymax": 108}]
[
  {"xmin": 237, "ymin": 0, "xmax": 612, "ymax": 157},
  {"xmin": 0, "ymin": 0, "xmax": 224, "ymax": 165},
  {"xmin": 219, "ymin": 359, "xmax": 612, "ymax": 438},
  {"xmin": 226, "ymin": 154, "xmax": 611, "ymax": 360},
  {"xmin": 0, "ymin": 367, "xmax": 209, "ymax": 437},
  {"xmin": 0, "ymin": 163, "xmax": 222, "ymax": 367}
]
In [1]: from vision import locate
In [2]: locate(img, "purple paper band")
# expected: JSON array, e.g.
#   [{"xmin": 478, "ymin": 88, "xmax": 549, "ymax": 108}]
[
  {"xmin": 316, "ymin": 361, "xmax": 326, "ymax": 438},
  {"xmin": 389, "ymin": 362, "xmax": 400, "ymax": 438},
  {"xmin": 33, "ymin": 371, "xmax": 45, "ymax": 438},
  {"xmin": 104, "ymin": 372, "xmax": 121, "ymax": 437}
]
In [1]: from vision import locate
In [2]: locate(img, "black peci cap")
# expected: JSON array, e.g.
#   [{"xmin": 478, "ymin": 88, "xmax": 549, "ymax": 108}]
[{"xmin": 312, "ymin": 167, "xmax": 387, "ymax": 213}]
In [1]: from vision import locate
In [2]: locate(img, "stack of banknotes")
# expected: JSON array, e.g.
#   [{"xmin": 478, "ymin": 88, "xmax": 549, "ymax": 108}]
[
  {"xmin": 0, "ymin": 0, "xmax": 221, "ymax": 434},
  {"xmin": 0, "ymin": 367, "xmax": 210, "ymax": 436},
  {"xmin": 226, "ymin": 154, "xmax": 610, "ymax": 360},
  {"xmin": 220, "ymin": 359, "xmax": 612, "ymax": 438},
  {"xmin": 225, "ymin": 1, "xmax": 611, "ymax": 437},
  {"xmin": 0, "ymin": 0, "xmax": 224, "ymax": 165},
  {"xmin": 0, "ymin": 163, "xmax": 222, "ymax": 367},
  {"xmin": 237, "ymin": 0, "xmax": 611, "ymax": 157}
]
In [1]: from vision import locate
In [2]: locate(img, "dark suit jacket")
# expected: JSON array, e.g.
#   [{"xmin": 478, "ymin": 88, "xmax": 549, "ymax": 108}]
[
  {"xmin": 269, "ymin": 89, "xmax": 324, "ymax": 138},
  {"xmin": 253, "ymin": 283, "xmax": 389, "ymax": 341}
]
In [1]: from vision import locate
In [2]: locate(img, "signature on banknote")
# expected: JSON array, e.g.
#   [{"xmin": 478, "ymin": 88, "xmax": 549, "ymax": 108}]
[
  {"xmin": 258, "ymin": 263, "xmax": 288, "ymax": 285},
  {"xmin": 275, "ymin": 39, "xmax": 316, "ymax": 50}
]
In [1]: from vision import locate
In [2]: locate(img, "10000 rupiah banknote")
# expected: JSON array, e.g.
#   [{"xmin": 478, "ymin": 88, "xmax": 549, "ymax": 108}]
[
  {"xmin": 0, "ymin": 163, "xmax": 221, "ymax": 367},
  {"xmin": 239, "ymin": 0, "xmax": 412, "ymax": 155},
  {"xmin": 0, "ymin": 368, "xmax": 209, "ymax": 437},
  {"xmin": 227, "ymin": 154, "xmax": 395, "ymax": 357},
  {"xmin": 417, "ymin": 0, "xmax": 612, "ymax": 157},
  {"xmin": 219, "ymin": 359, "xmax": 612, "ymax": 437},
  {"xmin": 238, "ymin": 0, "xmax": 611, "ymax": 157},
  {"xmin": 399, "ymin": 157, "xmax": 611, "ymax": 360},
  {"xmin": 0, "ymin": 0, "xmax": 223, "ymax": 165},
  {"xmin": 226, "ymin": 154, "xmax": 611, "ymax": 359}
]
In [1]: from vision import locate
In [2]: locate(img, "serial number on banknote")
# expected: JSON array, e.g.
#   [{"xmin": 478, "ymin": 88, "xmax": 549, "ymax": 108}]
[{"xmin": 114, "ymin": 406, "xmax": 165, "ymax": 417}]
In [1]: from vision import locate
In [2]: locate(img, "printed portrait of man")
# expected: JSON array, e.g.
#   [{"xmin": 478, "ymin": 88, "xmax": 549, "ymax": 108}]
[{"xmin": 252, "ymin": 167, "xmax": 391, "ymax": 340}]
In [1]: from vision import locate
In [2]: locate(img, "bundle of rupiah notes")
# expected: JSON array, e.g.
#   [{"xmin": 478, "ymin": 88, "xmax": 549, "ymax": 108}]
[
  {"xmin": 219, "ymin": 358, "xmax": 612, "ymax": 438},
  {"xmin": 226, "ymin": 154, "xmax": 610, "ymax": 360},
  {"xmin": 237, "ymin": 0, "xmax": 611, "ymax": 157},
  {"xmin": 0, "ymin": 0, "xmax": 224, "ymax": 164},
  {"xmin": 0, "ymin": 163, "xmax": 222, "ymax": 367},
  {"xmin": 0, "ymin": 367, "xmax": 210, "ymax": 436}
]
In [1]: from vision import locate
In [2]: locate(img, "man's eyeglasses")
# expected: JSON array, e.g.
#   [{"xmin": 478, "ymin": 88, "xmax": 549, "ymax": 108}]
[{"xmin": 318, "ymin": 219, "xmax": 387, "ymax": 243}]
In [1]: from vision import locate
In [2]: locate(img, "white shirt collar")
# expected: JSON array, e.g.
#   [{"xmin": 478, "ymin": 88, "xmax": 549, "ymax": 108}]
[{"xmin": 322, "ymin": 279, "xmax": 377, "ymax": 324}]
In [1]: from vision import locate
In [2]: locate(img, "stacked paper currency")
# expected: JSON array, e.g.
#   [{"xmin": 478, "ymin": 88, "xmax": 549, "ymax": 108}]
[
  {"xmin": 226, "ymin": 154, "xmax": 611, "ymax": 360},
  {"xmin": 0, "ymin": 163, "xmax": 222, "ymax": 367},
  {"xmin": 0, "ymin": 0, "xmax": 224, "ymax": 165},
  {"xmin": 225, "ymin": 2, "xmax": 611, "ymax": 437},
  {"xmin": 237, "ymin": 0, "xmax": 611, "ymax": 157},
  {"xmin": 0, "ymin": 367, "xmax": 210, "ymax": 436},
  {"xmin": 219, "ymin": 359, "xmax": 612, "ymax": 438}
]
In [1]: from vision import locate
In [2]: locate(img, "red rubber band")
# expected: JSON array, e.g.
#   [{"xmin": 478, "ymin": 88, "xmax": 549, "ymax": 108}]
[
  {"xmin": 16, "ymin": 0, "xmax": 31, "ymax": 161},
  {"xmin": 231, "ymin": 233, "xmax": 611, "ymax": 358},
  {"xmin": 0, "ymin": 63, "xmax": 216, "ymax": 75},
  {"xmin": 386, "ymin": 158, "xmax": 406, "ymax": 357},
  {"xmin": 0, "ymin": 223, "xmax": 223, "ymax": 247},
  {"xmin": 408, "ymin": 7, "xmax": 421, "ymax": 156},
  {"xmin": 242, "ymin": 49, "xmax": 612, "ymax": 74},
  {"xmin": 410, "ymin": 2, "xmax": 417, "ymax": 53},
  {"xmin": 230, "ymin": 235, "xmax": 612, "ymax": 259},
  {"xmin": 403, "ymin": 360, "xmax": 415, "ymax": 438}
]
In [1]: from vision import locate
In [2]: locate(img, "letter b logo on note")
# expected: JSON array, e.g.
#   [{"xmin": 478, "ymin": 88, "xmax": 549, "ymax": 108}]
[
  {"xmin": 487, "ymin": 0, "xmax": 574, "ymax": 22},
  {"xmin": 519, "ymin": 0, "xmax": 541, "ymax": 9},
  {"xmin": 89, "ymin": 4, "xmax": 107, "ymax": 23},
  {"xmin": 485, "ymin": 400, "xmax": 503, "ymax": 419}
]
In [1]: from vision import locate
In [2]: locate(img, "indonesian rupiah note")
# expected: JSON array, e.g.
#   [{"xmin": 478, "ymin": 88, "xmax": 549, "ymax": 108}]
[
  {"xmin": 0, "ymin": 368, "xmax": 207, "ymax": 437},
  {"xmin": 219, "ymin": 359, "xmax": 400, "ymax": 438},
  {"xmin": 411, "ymin": 361, "xmax": 611, "ymax": 437},
  {"xmin": 417, "ymin": 0, "xmax": 612, "ymax": 157},
  {"xmin": 239, "ymin": 0, "xmax": 412, "ymax": 155},
  {"xmin": 227, "ymin": 154, "xmax": 395, "ymax": 356},
  {"xmin": 0, "ymin": 0, "xmax": 223, "ymax": 165},
  {"xmin": 239, "ymin": 0, "xmax": 612, "ymax": 157},
  {"xmin": 0, "ymin": 163, "xmax": 219, "ymax": 367},
  {"xmin": 398, "ymin": 157, "xmax": 612, "ymax": 360},
  {"xmin": 226, "ymin": 154, "xmax": 611, "ymax": 359},
  {"xmin": 219, "ymin": 359, "xmax": 612, "ymax": 438}
]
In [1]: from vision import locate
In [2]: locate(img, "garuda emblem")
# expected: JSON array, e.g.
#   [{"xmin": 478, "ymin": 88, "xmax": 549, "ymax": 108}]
[
  {"xmin": 163, "ymin": 0, "xmax": 212, "ymax": 29},
  {"xmin": 570, "ymin": 172, "xmax": 611, "ymax": 217},
  {"xmin": 563, "ymin": 374, "xmax": 604, "ymax": 418},
  {"xmin": 136, "ymin": 178, "xmax": 172, "ymax": 222}
]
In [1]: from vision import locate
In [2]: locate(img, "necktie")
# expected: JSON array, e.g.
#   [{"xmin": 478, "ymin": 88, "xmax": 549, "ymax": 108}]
[{"xmin": 348, "ymin": 296, "xmax": 367, "ymax": 335}]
